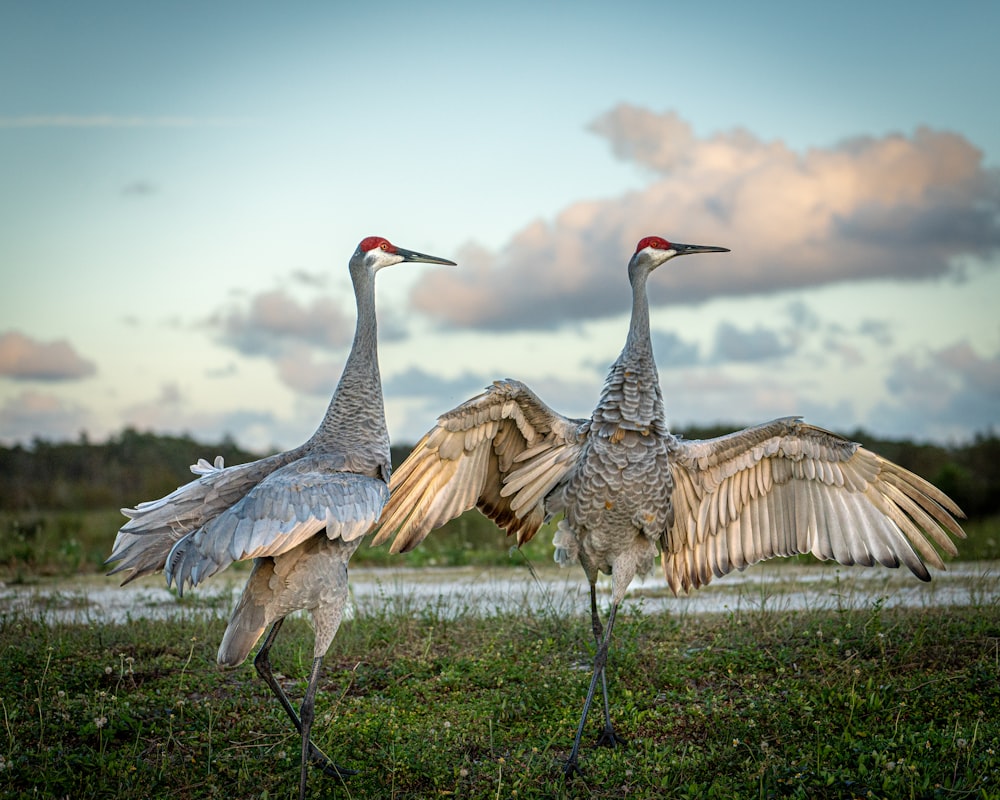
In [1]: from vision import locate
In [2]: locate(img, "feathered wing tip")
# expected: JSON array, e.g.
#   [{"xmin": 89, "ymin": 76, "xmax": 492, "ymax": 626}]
[
  {"xmin": 105, "ymin": 456, "xmax": 230, "ymax": 584},
  {"xmin": 374, "ymin": 379, "xmax": 585, "ymax": 555},
  {"xmin": 662, "ymin": 420, "xmax": 967, "ymax": 596}
]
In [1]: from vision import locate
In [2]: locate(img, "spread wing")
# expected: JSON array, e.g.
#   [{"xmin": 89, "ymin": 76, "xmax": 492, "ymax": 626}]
[
  {"xmin": 663, "ymin": 417, "xmax": 966, "ymax": 594},
  {"xmin": 373, "ymin": 379, "xmax": 587, "ymax": 553},
  {"xmin": 163, "ymin": 454, "xmax": 389, "ymax": 593}
]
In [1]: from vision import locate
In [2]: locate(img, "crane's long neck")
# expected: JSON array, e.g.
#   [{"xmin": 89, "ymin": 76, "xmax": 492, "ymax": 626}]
[
  {"xmin": 308, "ymin": 267, "xmax": 390, "ymax": 480},
  {"xmin": 593, "ymin": 266, "xmax": 667, "ymax": 434}
]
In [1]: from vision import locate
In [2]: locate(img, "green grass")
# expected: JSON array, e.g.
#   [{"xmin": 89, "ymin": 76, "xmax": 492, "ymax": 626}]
[
  {"xmin": 3, "ymin": 509, "xmax": 1000, "ymax": 584},
  {"xmin": 1, "ymin": 594, "xmax": 998, "ymax": 798},
  {"xmin": 0, "ymin": 508, "xmax": 558, "ymax": 583}
]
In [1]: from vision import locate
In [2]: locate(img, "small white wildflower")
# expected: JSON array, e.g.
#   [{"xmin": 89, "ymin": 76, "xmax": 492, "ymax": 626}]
[{"xmin": 94, "ymin": 716, "xmax": 108, "ymax": 729}]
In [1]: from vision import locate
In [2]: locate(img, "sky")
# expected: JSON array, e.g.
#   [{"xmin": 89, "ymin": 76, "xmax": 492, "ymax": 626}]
[{"xmin": 2, "ymin": 0, "xmax": 999, "ymax": 454}]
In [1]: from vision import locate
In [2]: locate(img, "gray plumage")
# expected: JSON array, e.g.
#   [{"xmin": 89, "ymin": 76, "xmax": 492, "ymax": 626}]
[
  {"xmin": 107, "ymin": 235, "xmax": 456, "ymax": 799},
  {"xmin": 374, "ymin": 234, "xmax": 966, "ymax": 776}
]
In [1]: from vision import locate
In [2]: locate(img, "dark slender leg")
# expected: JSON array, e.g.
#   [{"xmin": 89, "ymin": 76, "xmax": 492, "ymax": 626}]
[
  {"xmin": 565, "ymin": 602, "xmax": 620, "ymax": 777},
  {"xmin": 253, "ymin": 619, "xmax": 355, "ymax": 780},
  {"xmin": 298, "ymin": 657, "xmax": 323, "ymax": 800},
  {"xmin": 588, "ymin": 586, "xmax": 626, "ymax": 749}
]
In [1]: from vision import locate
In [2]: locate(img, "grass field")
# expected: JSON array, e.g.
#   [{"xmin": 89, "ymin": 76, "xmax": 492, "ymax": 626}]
[
  {"xmin": 1, "ymin": 585, "xmax": 998, "ymax": 798},
  {"xmin": 2, "ymin": 509, "xmax": 999, "ymax": 797}
]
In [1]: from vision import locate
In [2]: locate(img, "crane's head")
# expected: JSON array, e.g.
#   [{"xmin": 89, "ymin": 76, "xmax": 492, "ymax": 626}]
[
  {"xmin": 629, "ymin": 235, "xmax": 729, "ymax": 281},
  {"xmin": 352, "ymin": 236, "xmax": 456, "ymax": 273}
]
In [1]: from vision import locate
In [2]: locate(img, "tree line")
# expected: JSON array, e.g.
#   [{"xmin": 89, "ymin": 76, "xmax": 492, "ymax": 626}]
[{"xmin": 1, "ymin": 426, "xmax": 998, "ymax": 519}]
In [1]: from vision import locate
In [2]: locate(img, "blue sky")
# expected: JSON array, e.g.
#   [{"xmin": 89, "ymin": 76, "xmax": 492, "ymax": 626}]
[{"xmin": 2, "ymin": 0, "xmax": 998, "ymax": 451}]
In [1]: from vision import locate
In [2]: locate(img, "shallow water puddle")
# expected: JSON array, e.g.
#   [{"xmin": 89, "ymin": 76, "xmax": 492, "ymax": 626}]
[{"xmin": 2, "ymin": 560, "xmax": 997, "ymax": 625}]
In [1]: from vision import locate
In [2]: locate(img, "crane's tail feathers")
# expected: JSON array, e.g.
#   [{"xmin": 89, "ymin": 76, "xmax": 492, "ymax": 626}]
[{"xmin": 217, "ymin": 563, "xmax": 271, "ymax": 667}]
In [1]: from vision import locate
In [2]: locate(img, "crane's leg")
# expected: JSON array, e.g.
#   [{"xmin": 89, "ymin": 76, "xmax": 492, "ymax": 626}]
[
  {"xmin": 298, "ymin": 656, "xmax": 324, "ymax": 800},
  {"xmin": 588, "ymin": 585, "xmax": 626, "ymax": 749},
  {"xmin": 253, "ymin": 619, "xmax": 355, "ymax": 780},
  {"xmin": 565, "ymin": 601, "xmax": 620, "ymax": 778}
]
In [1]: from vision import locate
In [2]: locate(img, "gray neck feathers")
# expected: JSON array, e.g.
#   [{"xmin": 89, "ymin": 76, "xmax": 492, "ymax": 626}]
[
  {"xmin": 593, "ymin": 265, "xmax": 667, "ymax": 433},
  {"xmin": 307, "ymin": 266, "xmax": 390, "ymax": 478}
]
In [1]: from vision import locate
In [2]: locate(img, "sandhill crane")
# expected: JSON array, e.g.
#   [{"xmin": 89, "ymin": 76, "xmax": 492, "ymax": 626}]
[
  {"xmin": 106, "ymin": 236, "xmax": 456, "ymax": 799},
  {"xmin": 374, "ymin": 235, "xmax": 966, "ymax": 776}
]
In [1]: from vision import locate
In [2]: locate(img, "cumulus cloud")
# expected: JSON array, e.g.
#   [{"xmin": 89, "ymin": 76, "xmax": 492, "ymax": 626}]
[
  {"xmin": 651, "ymin": 330, "xmax": 701, "ymax": 368},
  {"xmin": 0, "ymin": 390, "xmax": 91, "ymax": 443},
  {"xmin": 857, "ymin": 319, "xmax": 894, "ymax": 347},
  {"xmin": 0, "ymin": 331, "xmax": 96, "ymax": 381},
  {"xmin": 712, "ymin": 321, "xmax": 793, "ymax": 363},
  {"xmin": 869, "ymin": 341, "xmax": 1000, "ymax": 438},
  {"xmin": 212, "ymin": 289, "xmax": 353, "ymax": 357},
  {"xmin": 411, "ymin": 105, "xmax": 1000, "ymax": 331}
]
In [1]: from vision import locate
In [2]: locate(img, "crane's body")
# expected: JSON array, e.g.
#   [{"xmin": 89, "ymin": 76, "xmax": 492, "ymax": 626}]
[
  {"xmin": 375, "ymin": 235, "xmax": 966, "ymax": 776},
  {"xmin": 107, "ymin": 236, "xmax": 456, "ymax": 799}
]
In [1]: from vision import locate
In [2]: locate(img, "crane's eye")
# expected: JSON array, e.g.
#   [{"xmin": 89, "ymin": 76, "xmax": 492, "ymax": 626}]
[{"xmin": 380, "ymin": 243, "xmax": 388, "ymax": 251}]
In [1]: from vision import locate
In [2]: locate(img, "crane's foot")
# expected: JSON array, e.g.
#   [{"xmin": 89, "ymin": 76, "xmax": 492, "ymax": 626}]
[
  {"xmin": 562, "ymin": 755, "xmax": 584, "ymax": 780},
  {"xmin": 595, "ymin": 726, "xmax": 627, "ymax": 749},
  {"xmin": 308, "ymin": 742, "xmax": 357, "ymax": 778}
]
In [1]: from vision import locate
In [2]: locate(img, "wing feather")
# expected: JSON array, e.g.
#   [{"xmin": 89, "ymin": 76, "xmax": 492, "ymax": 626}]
[
  {"xmin": 106, "ymin": 449, "xmax": 300, "ymax": 584},
  {"xmin": 162, "ymin": 458, "xmax": 387, "ymax": 594},
  {"xmin": 664, "ymin": 418, "xmax": 965, "ymax": 593},
  {"xmin": 373, "ymin": 379, "xmax": 587, "ymax": 553}
]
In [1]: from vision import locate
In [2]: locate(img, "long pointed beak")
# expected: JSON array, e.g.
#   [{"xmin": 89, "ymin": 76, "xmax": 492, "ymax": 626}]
[
  {"xmin": 396, "ymin": 246, "xmax": 457, "ymax": 266},
  {"xmin": 673, "ymin": 242, "xmax": 730, "ymax": 256}
]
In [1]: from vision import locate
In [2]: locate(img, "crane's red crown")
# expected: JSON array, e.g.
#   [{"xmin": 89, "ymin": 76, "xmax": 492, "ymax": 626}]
[
  {"xmin": 359, "ymin": 236, "xmax": 395, "ymax": 254},
  {"xmin": 635, "ymin": 236, "xmax": 671, "ymax": 253}
]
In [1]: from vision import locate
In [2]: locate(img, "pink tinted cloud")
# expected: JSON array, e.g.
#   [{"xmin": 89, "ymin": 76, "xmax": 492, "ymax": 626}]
[
  {"xmin": 411, "ymin": 105, "xmax": 999, "ymax": 330},
  {"xmin": 0, "ymin": 331, "xmax": 96, "ymax": 381},
  {"xmin": 213, "ymin": 289, "xmax": 353, "ymax": 357}
]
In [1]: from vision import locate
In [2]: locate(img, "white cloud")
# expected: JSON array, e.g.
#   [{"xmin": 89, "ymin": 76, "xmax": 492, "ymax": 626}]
[
  {"xmin": 211, "ymin": 289, "xmax": 353, "ymax": 357},
  {"xmin": 410, "ymin": 105, "xmax": 1000, "ymax": 331}
]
